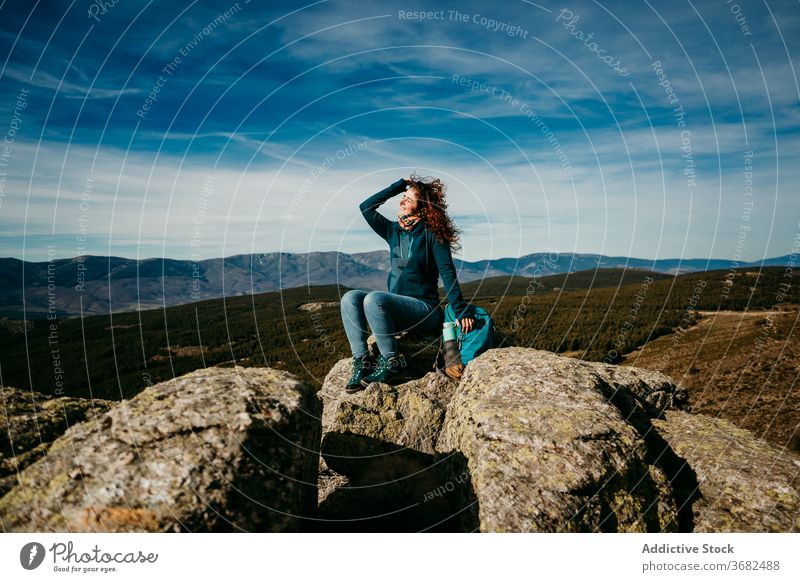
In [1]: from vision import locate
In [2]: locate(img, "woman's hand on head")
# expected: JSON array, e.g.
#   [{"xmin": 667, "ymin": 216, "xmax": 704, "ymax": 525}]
[{"xmin": 457, "ymin": 317, "xmax": 475, "ymax": 334}]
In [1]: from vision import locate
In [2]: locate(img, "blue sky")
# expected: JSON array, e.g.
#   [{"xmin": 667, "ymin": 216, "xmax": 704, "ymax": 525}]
[{"xmin": 0, "ymin": 0, "xmax": 798, "ymax": 263}]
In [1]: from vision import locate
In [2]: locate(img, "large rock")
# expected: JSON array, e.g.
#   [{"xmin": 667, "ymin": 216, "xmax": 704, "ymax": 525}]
[
  {"xmin": 587, "ymin": 360, "xmax": 689, "ymax": 416},
  {"xmin": 298, "ymin": 301, "xmax": 339, "ymax": 312},
  {"xmin": 317, "ymin": 456, "xmax": 348, "ymax": 506},
  {"xmin": 315, "ymin": 357, "xmax": 461, "ymax": 531},
  {"xmin": 0, "ymin": 366, "xmax": 321, "ymax": 532},
  {"xmin": 317, "ymin": 346, "xmax": 799, "ymax": 532},
  {"xmin": 653, "ymin": 411, "xmax": 800, "ymax": 532},
  {"xmin": 320, "ymin": 358, "xmax": 457, "ymax": 472},
  {"xmin": 436, "ymin": 347, "xmax": 681, "ymax": 532},
  {"xmin": 0, "ymin": 387, "xmax": 112, "ymax": 497},
  {"xmin": 314, "ymin": 346, "xmax": 696, "ymax": 532}
]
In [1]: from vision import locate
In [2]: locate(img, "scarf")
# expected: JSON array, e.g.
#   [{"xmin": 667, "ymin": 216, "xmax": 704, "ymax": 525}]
[{"xmin": 398, "ymin": 213, "xmax": 421, "ymax": 231}]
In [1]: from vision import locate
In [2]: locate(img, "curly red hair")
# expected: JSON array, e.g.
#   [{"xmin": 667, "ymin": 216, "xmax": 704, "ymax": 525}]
[{"xmin": 408, "ymin": 172, "xmax": 461, "ymax": 253}]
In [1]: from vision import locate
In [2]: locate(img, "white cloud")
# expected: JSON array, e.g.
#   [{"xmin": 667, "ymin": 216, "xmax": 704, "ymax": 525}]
[{"xmin": 3, "ymin": 66, "xmax": 143, "ymax": 99}]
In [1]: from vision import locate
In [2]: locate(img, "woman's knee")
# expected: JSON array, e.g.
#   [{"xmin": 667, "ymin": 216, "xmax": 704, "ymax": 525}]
[
  {"xmin": 341, "ymin": 289, "xmax": 367, "ymax": 309},
  {"xmin": 363, "ymin": 291, "xmax": 390, "ymax": 312}
]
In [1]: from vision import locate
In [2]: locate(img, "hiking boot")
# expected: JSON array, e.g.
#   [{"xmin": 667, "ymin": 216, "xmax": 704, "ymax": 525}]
[
  {"xmin": 345, "ymin": 355, "xmax": 373, "ymax": 393},
  {"xmin": 360, "ymin": 354, "xmax": 402, "ymax": 387}
]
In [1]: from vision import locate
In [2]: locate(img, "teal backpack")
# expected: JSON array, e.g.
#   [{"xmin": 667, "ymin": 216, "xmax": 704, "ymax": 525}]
[{"xmin": 443, "ymin": 304, "xmax": 495, "ymax": 365}]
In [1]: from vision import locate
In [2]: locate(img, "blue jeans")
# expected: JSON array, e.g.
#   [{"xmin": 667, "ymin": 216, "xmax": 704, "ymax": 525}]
[{"xmin": 340, "ymin": 290, "xmax": 443, "ymax": 358}]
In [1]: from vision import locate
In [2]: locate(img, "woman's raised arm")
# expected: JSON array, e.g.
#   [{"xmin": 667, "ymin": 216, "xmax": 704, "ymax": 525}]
[{"xmin": 359, "ymin": 178, "xmax": 408, "ymax": 241}]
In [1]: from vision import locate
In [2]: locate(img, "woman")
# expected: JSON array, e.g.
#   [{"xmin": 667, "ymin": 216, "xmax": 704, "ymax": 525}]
[{"xmin": 340, "ymin": 174, "xmax": 474, "ymax": 393}]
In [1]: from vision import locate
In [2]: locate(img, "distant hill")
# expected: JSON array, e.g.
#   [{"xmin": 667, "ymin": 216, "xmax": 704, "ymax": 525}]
[
  {"xmin": 1, "ymin": 265, "xmax": 796, "ymax": 449},
  {"xmin": 621, "ymin": 307, "xmax": 800, "ymax": 451},
  {"xmin": 0, "ymin": 250, "xmax": 792, "ymax": 318},
  {"xmin": 458, "ymin": 268, "xmax": 675, "ymax": 298},
  {"xmin": 0, "ymin": 253, "xmax": 385, "ymax": 318}
]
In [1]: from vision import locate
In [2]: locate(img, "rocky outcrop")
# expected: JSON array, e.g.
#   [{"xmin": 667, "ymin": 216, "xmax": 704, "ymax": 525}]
[
  {"xmin": 298, "ymin": 301, "xmax": 340, "ymax": 312},
  {"xmin": 3, "ymin": 346, "xmax": 795, "ymax": 534},
  {"xmin": 653, "ymin": 411, "xmax": 800, "ymax": 532},
  {"xmin": 315, "ymin": 326, "xmax": 475, "ymax": 531},
  {"xmin": 586, "ymin": 359, "xmax": 689, "ymax": 416},
  {"xmin": 320, "ymin": 359, "xmax": 456, "ymax": 465},
  {"xmin": 0, "ymin": 367, "xmax": 321, "ymax": 532},
  {"xmin": 316, "ymin": 346, "xmax": 797, "ymax": 533},
  {"xmin": 0, "ymin": 387, "xmax": 112, "ymax": 497},
  {"xmin": 317, "ymin": 456, "xmax": 348, "ymax": 506},
  {"xmin": 316, "ymin": 345, "xmax": 689, "ymax": 532},
  {"xmin": 316, "ymin": 331, "xmax": 444, "ymax": 462},
  {"xmin": 320, "ymin": 330, "xmax": 453, "ymax": 465},
  {"xmin": 436, "ymin": 347, "xmax": 682, "ymax": 532},
  {"xmin": 314, "ymin": 356, "xmax": 460, "ymax": 532}
]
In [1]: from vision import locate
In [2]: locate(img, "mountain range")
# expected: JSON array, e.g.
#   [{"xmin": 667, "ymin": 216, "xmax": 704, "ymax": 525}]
[{"xmin": 0, "ymin": 250, "xmax": 792, "ymax": 318}]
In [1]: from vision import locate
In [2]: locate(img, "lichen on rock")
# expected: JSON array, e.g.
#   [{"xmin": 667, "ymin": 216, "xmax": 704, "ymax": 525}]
[{"xmin": 0, "ymin": 366, "xmax": 321, "ymax": 532}]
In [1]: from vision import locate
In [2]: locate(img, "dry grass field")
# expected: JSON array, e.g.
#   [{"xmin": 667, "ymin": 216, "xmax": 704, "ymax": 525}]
[{"xmin": 621, "ymin": 307, "xmax": 799, "ymax": 451}]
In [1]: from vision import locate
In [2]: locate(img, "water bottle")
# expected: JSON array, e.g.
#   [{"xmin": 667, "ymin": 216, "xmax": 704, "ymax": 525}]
[{"xmin": 442, "ymin": 322, "xmax": 464, "ymax": 380}]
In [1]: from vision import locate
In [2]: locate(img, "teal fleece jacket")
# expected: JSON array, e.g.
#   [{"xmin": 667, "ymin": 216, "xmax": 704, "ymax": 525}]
[{"xmin": 360, "ymin": 178, "xmax": 471, "ymax": 319}]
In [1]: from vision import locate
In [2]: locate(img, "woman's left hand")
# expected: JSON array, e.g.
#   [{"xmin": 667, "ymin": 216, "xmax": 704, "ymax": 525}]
[{"xmin": 458, "ymin": 317, "xmax": 475, "ymax": 334}]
